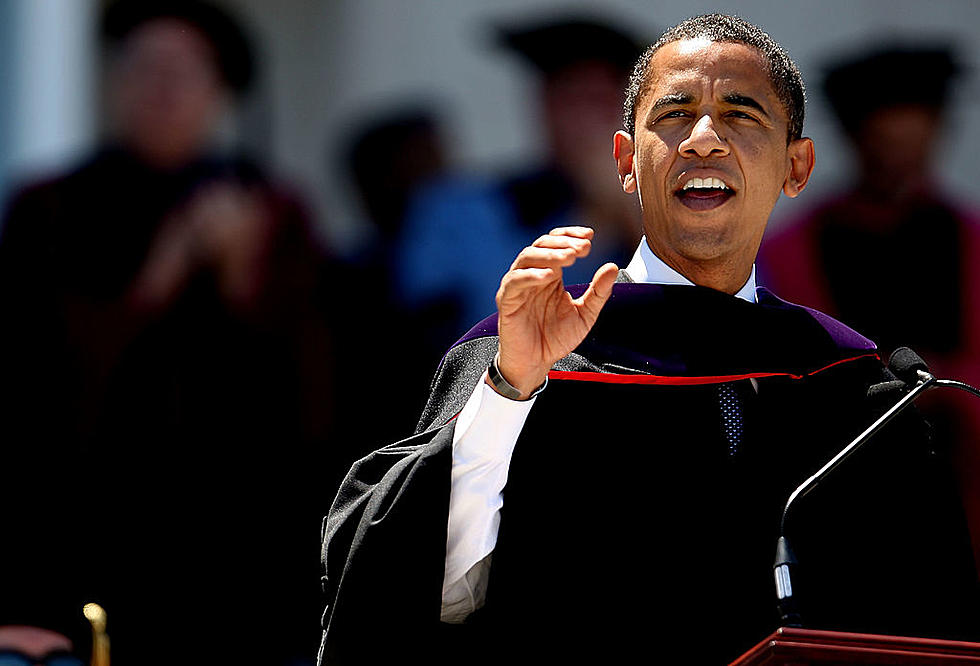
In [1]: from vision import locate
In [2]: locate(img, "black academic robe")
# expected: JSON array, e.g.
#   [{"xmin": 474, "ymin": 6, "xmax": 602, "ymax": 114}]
[{"xmin": 318, "ymin": 283, "xmax": 978, "ymax": 665}]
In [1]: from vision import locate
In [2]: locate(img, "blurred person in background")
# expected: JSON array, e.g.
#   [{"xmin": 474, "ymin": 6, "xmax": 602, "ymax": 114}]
[
  {"xmin": 0, "ymin": 1, "xmax": 335, "ymax": 663},
  {"xmin": 395, "ymin": 16, "xmax": 647, "ymax": 365},
  {"xmin": 760, "ymin": 45, "xmax": 980, "ymax": 571},
  {"xmin": 343, "ymin": 107, "xmax": 449, "ymax": 280},
  {"xmin": 329, "ymin": 108, "xmax": 451, "ymax": 439}
]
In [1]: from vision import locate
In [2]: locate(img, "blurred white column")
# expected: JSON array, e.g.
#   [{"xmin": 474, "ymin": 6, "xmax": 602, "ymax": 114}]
[{"xmin": 8, "ymin": 0, "xmax": 97, "ymax": 182}]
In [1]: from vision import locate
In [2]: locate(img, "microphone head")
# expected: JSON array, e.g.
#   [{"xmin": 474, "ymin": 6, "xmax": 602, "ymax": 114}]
[
  {"xmin": 867, "ymin": 379, "xmax": 908, "ymax": 400},
  {"xmin": 888, "ymin": 347, "xmax": 930, "ymax": 385}
]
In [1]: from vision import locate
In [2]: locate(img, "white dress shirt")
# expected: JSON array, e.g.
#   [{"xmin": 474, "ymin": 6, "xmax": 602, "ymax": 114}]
[{"xmin": 440, "ymin": 238, "xmax": 757, "ymax": 622}]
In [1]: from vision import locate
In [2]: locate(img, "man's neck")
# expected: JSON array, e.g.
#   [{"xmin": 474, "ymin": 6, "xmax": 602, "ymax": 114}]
[{"xmin": 625, "ymin": 237, "xmax": 757, "ymax": 303}]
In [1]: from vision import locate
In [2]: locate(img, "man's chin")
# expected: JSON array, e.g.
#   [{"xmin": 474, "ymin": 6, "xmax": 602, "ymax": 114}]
[{"xmin": 670, "ymin": 229, "xmax": 740, "ymax": 264}]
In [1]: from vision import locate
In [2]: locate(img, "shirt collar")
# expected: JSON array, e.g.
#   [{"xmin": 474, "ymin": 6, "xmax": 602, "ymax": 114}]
[{"xmin": 624, "ymin": 236, "xmax": 758, "ymax": 304}]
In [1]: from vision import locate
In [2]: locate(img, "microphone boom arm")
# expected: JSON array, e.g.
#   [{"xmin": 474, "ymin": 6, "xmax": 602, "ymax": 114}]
[
  {"xmin": 773, "ymin": 369, "xmax": 980, "ymax": 627},
  {"xmin": 781, "ymin": 376, "xmax": 980, "ymax": 531}
]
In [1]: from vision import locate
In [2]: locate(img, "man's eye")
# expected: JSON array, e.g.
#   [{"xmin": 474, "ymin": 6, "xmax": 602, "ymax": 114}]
[
  {"xmin": 658, "ymin": 110, "xmax": 689, "ymax": 120},
  {"xmin": 727, "ymin": 110, "xmax": 757, "ymax": 121}
]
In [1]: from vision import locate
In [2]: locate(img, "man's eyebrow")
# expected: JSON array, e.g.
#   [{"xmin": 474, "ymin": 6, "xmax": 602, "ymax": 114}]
[
  {"xmin": 722, "ymin": 92, "xmax": 770, "ymax": 117},
  {"xmin": 650, "ymin": 92, "xmax": 694, "ymax": 112}
]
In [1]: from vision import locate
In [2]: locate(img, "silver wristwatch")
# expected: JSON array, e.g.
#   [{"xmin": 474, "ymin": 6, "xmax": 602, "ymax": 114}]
[{"xmin": 487, "ymin": 352, "xmax": 548, "ymax": 401}]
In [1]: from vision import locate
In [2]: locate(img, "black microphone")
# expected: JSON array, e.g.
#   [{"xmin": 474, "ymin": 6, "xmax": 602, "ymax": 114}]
[
  {"xmin": 866, "ymin": 364, "xmax": 907, "ymax": 401},
  {"xmin": 772, "ymin": 347, "xmax": 980, "ymax": 627},
  {"xmin": 888, "ymin": 346, "xmax": 936, "ymax": 386},
  {"xmin": 866, "ymin": 379, "xmax": 907, "ymax": 400}
]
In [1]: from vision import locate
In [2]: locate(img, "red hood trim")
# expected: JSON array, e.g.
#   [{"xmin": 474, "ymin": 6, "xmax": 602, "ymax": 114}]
[{"xmin": 547, "ymin": 352, "xmax": 881, "ymax": 386}]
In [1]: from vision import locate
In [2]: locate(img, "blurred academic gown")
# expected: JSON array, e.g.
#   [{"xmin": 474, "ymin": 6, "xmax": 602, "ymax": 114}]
[
  {"xmin": 760, "ymin": 45, "xmax": 980, "ymax": 573},
  {"xmin": 0, "ymin": 146, "xmax": 335, "ymax": 664}
]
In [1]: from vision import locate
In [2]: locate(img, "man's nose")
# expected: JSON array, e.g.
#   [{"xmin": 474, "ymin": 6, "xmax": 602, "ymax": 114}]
[{"xmin": 678, "ymin": 114, "xmax": 729, "ymax": 158}]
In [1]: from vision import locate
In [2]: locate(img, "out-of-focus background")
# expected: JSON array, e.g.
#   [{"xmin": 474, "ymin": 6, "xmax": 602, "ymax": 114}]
[
  {"xmin": 0, "ymin": 0, "xmax": 977, "ymax": 664},
  {"xmin": 3, "ymin": 0, "xmax": 979, "ymax": 257}
]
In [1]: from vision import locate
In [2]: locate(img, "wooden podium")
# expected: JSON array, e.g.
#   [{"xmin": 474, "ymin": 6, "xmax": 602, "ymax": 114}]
[{"xmin": 731, "ymin": 627, "xmax": 980, "ymax": 664}]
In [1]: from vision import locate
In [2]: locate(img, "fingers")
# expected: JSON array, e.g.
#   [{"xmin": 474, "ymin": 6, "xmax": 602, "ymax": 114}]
[
  {"xmin": 532, "ymin": 227, "xmax": 594, "ymax": 251},
  {"xmin": 531, "ymin": 234, "xmax": 591, "ymax": 253},
  {"xmin": 497, "ymin": 266, "xmax": 560, "ymax": 304},
  {"xmin": 547, "ymin": 225, "xmax": 595, "ymax": 239},
  {"xmin": 510, "ymin": 246, "xmax": 581, "ymax": 271},
  {"xmin": 593, "ymin": 262, "xmax": 621, "ymax": 295},
  {"xmin": 575, "ymin": 262, "xmax": 619, "ymax": 318},
  {"xmin": 500, "ymin": 227, "xmax": 605, "ymax": 306},
  {"xmin": 510, "ymin": 227, "xmax": 596, "ymax": 271}
]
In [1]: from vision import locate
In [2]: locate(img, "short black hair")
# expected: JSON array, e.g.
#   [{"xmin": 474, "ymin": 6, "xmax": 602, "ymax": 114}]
[{"xmin": 623, "ymin": 14, "xmax": 806, "ymax": 142}]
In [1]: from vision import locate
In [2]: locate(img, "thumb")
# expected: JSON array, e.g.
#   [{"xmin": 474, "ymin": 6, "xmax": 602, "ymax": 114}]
[{"xmin": 576, "ymin": 262, "xmax": 619, "ymax": 319}]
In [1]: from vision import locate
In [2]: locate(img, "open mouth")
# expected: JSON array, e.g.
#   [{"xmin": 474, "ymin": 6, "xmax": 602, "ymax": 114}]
[{"xmin": 675, "ymin": 176, "xmax": 735, "ymax": 211}]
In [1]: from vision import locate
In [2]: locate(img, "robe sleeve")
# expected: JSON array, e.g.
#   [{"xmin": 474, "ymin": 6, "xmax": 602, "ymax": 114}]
[
  {"xmin": 318, "ymin": 424, "xmax": 457, "ymax": 664},
  {"xmin": 318, "ymin": 332, "xmax": 507, "ymax": 664}
]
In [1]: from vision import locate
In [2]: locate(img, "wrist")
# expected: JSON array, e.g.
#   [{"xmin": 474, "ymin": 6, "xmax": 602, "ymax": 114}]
[{"xmin": 487, "ymin": 352, "xmax": 549, "ymax": 401}]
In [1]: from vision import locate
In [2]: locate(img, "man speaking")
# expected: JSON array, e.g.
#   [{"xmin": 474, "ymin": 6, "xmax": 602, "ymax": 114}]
[{"xmin": 318, "ymin": 14, "xmax": 978, "ymax": 665}]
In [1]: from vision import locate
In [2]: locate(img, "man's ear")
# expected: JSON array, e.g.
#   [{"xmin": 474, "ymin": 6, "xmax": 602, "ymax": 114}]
[
  {"xmin": 613, "ymin": 130, "xmax": 637, "ymax": 194},
  {"xmin": 783, "ymin": 137, "xmax": 815, "ymax": 198}
]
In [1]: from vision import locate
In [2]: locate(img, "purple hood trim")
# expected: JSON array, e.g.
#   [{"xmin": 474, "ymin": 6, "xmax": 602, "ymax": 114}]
[
  {"xmin": 755, "ymin": 287, "xmax": 876, "ymax": 352},
  {"xmin": 453, "ymin": 282, "xmax": 876, "ymax": 354}
]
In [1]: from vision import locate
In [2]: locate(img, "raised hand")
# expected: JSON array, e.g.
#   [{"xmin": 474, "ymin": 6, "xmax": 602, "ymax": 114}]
[{"xmin": 493, "ymin": 226, "xmax": 619, "ymax": 398}]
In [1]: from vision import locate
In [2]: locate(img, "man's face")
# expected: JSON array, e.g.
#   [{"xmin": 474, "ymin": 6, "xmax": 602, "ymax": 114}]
[
  {"xmin": 614, "ymin": 38, "xmax": 814, "ymax": 291},
  {"xmin": 544, "ymin": 62, "xmax": 625, "ymax": 195},
  {"xmin": 110, "ymin": 18, "xmax": 225, "ymax": 168},
  {"xmin": 854, "ymin": 104, "xmax": 940, "ymax": 200}
]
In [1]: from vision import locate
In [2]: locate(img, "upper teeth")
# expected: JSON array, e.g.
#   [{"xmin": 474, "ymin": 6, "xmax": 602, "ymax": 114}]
[{"xmin": 682, "ymin": 177, "xmax": 728, "ymax": 190}]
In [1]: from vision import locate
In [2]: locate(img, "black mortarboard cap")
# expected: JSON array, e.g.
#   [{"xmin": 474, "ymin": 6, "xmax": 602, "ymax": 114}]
[
  {"xmin": 101, "ymin": 0, "xmax": 255, "ymax": 93},
  {"xmin": 496, "ymin": 16, "xmax": 646, "ymax": 77},
  {"xmin": 823, "ymin": 45, "xmax": 959, "ymax": 134}
]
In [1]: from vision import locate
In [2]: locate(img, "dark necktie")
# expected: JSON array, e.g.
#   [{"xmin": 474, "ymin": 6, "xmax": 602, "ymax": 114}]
[{"xmin": 718, "ymin": 382, "xmax": 743, "ymax": 457}]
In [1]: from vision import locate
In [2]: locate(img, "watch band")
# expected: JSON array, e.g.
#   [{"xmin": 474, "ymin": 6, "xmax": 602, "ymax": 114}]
[{"xmin": 488, "ymin": 352, "xmax": 548, "ymax": 401}]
